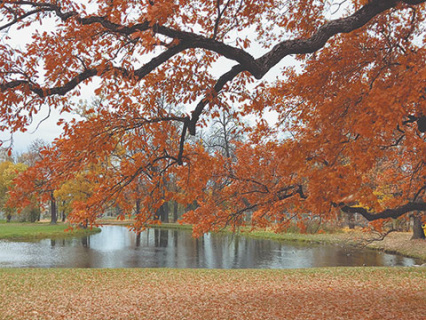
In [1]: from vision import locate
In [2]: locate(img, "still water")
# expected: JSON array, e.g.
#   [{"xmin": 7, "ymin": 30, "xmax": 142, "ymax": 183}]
[{"xmin": 0, "ymin": 226, "xmax": 421, "ymax": 268}]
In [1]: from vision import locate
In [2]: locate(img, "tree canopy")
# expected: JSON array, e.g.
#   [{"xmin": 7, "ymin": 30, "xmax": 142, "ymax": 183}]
[{"xmin": 1, "ymin": 0, "xmax": 426, "ymax": 235}]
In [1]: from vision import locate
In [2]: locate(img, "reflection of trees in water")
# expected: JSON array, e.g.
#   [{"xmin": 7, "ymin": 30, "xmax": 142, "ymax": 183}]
[
  {"xmin": 49, "ymin": 238, "xmax": 72, "ymax": 248},
  {"xmin": 173, "ymin": 231, "xmax": 178, "ymax": 248},
  {"xmin": 38, "ymin": 226, "xmax": 421, "ymax": 268},
  {"xmin": 195, "ymin": 236, "xmax": 202, "ymax": 266},
  {"xmin": 81, "ymin": 236, "xmax": 90, "ymax": 248},
  {"xmin": 136, "ymin": 233, "xmax": 141, "ymax": 247},
  {"xmin": 139, "ymin": 229, "xmax": 171, "ymax": 248},
  {"xmin": 199, "ymin": 234, "xmax": 263, "ymax": 268},
  {"xmin": 154, "ymin": 229, "xmax": 169, "ymax": 247}
]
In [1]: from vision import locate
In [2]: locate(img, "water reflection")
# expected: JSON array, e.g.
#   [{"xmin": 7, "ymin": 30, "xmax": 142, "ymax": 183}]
[{"xmin": 0, "ymin": 226, "xmax": 421, "ymax": 268}]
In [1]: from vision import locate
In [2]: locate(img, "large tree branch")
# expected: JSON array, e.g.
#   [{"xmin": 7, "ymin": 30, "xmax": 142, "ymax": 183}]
[
  {"xmin": 0, "ymin": 42, "xmax": 191, "ymax": 96},
  {"xmin": 340, "ymin": 202, "xmax": 426, "ymax": 221},
  {"xmin": 2, "ymin": 0, "xmax": 425, "ymax": 158},
  {"xmin": 257, "ymin": 0, "xmax": 406, "ymax": 74},
  {"xmin": 2, "ymin": 0, "xmax": 423, "ymax": 100},
  {"xmin": 403, "ymin": 0, "xmax": 426, "ymax": 4},
  {"xmin": 154, "ymin": 25, "xmax": 260, "ymax": 73},
  {"xmin": 188, "ymin": 64, "xmax": 244, "ymax": 135},
  {"xmin": 0, "ymin": 1, "xmax": 258, "ymax": 72},
  {"xmin": 187, "ymin": 0, "xmax": 425, "ymax": 136},
  {"xmin": 0, "ymin": 7, "xmax": 47, "ymax": 31},
  {"xmin": 0, "ymin": 68, "xmax": 98, "ymax": 97},
  {"xmin": 0, "ymin": 1, "xmax": 76, "ymax": 28}
]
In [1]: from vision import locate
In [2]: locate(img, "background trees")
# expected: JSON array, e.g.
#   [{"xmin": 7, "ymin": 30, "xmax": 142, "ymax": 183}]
[
  {"xmin": 1, "ymin": 0, "xmax": 426, "ymax": 237},
  {"xmin": 0, "ymin": 159, "xmax": 29, "ymax": 222}
]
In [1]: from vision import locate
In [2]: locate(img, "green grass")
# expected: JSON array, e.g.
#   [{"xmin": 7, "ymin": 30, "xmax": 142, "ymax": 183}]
[
  {"xmin": 100, "ymin": 219, "xmax": 194, "ymax": 231},
  {"xmin": 147, "ymin": 222, "xmax": 193, "ymax": 231},
  {"xmin": 0, "ymin": 222, "xmax": 101, "ymax": 240},
  {"xmin": 227, "ymin": 229, "xmax": 336, "ymax": 243}
]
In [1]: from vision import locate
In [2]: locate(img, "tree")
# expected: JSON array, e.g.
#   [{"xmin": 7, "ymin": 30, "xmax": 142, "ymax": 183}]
[
  {"xmin": 9, "ymin": 142, "xmax": 60, "ymax": 224},
  {"xmin": 0, "ymin": 160, "xmax": 28, "ymax": 221},
  {"xmin": 17, "ymin": 139, "xmax": 49, "ymax": 167},
  {"xmin": 0, "ymin": 148, "xmax": 14, "ymax": 163},
  {"xmin": 204, "ymin": 107, "xmax": 244, "ymax": 159},
  {"xmin": 53, "ymin": 171, "xmax": 95, "ymax": 222},
  {"xmin": 1, "ymin": 1, "xmax": 426, "ymax": 237}
]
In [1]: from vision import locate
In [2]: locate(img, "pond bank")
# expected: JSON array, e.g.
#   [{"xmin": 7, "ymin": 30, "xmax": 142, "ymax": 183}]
[
  {"xmin": 0, "ymin": 267, "xmax": 424, "ymax": 320},
  {"xmin": 6, "ymin": 219, "xmax": 423, "ymax": 262},
  {"xmin": 0, "ymin": 222, "xmax": 101, "ymax": 241}
]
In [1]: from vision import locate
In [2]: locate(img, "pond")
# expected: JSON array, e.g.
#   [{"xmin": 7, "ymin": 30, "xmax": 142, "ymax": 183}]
[{"xmin": 0, "ymin": 226, "xmax": 421, "ymax": 268}]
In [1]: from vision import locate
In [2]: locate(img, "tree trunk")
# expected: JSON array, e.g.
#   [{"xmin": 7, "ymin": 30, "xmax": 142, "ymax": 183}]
[
  {"xmin": 115, "ymin": 205, "xmax": 121, "ymax": 216},
  {"xmin": 411, "ymin": 214, "xmax": 425, "ymax": 240},
  {"xmin": 50, "ymin": 193, "xmax": 57, "ymax": 225},
  {"xmin": 135, "ymin": 233, "xmax": 141, "ymax": 247},
  {"xmin": 6, "ymin": 214, "xmax": 11, "ymax": 223},
  {"xmin": 347, "ymin": 212, "xmax": 355, "ymax": 229},
  {"xmin": 162, "ymin": 202, "xmax": 169, "ymax": 222},
  {"xmin": 61, "ymin": 201, "xmax": 66, "ymax": 222},
  {"xmin": 135, "ymin": 198, "xmax": 141, "ymax": 215},
  {"xmin": 173, "ymin": 201, "xmax": 178, "ymax": 222},
  {"xmin": 155, "ymin": 203, "xmax": 169, "ymax": 222}
]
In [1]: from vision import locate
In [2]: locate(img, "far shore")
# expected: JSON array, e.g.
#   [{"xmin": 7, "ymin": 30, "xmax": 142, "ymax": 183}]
[{"xmin": 0, "ymin": 221, "xmax": 101, "ymax": 241}]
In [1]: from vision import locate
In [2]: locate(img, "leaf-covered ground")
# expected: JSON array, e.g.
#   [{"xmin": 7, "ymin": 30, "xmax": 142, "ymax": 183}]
[{"xmin": 0, "ymin": 268, "xmax": 424, "ymax": 319}]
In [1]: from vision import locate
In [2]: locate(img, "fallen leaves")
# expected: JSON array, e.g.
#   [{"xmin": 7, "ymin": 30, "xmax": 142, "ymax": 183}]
[{"xmin": 0, "ymin": 268, "xmax": 424, "ymax": 319}]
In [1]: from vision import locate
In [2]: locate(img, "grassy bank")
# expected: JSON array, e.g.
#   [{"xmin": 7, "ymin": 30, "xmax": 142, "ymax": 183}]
[
  {"xmin": 0, "ymin": 222, "xmax": 101, "ymax": 241},
  {"xmin": 0, "ymin": 267, "xmax": 424, "ymax": 320}
]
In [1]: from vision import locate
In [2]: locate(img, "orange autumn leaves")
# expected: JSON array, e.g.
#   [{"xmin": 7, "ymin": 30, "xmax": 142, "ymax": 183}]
[{"xmin": 1, "ymin": 1, "xmax": 426, "ymax": 233}]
